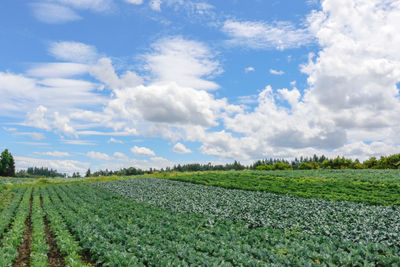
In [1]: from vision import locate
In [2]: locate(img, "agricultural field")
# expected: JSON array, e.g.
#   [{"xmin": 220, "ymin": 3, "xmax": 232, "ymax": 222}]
[
  {"xmin": 0, "ymin": 170, "xmax": 399, "ymax": 266},
  {"xmin": 149, "ymin": 170, "xmax": 400, "ymax": 205}
]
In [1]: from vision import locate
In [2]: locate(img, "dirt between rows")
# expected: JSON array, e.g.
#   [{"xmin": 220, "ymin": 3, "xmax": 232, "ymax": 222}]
[
  {"xmin": 13, "ymin": 191, "xmax": 33, "ymax": 267},
  {"xmin": 10, "ymin": 191, "xmax": 96, "ymax": 267}
]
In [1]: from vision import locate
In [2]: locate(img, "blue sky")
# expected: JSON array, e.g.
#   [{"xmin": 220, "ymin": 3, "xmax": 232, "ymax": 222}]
[{"xmin": 1, "ymin": 0, "xmax": 400, "ymax": 174}]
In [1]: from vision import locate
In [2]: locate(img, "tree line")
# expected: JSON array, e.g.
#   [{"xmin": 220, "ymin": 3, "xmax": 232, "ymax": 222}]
[{"xmin": 1, "ymin": 148, "xmax": 400, "ymax": 178}]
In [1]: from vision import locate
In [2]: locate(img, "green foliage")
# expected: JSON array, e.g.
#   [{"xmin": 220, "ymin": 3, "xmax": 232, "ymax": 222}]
[
  {"xmin": 0, "ymin": 187, "xmax": 32, "ymax": 266},
  {"xmin": 0, "ymin": 187, "xmax": 26, "ymax": 238},
  {"xmin": 0, "ymin": 188, "xmax": 14, "ymax": 212},
  {"xmin": 41, "ymin": 184, "xmax": 400, "ymax": 265},
  {"xmin": 0, "ymin": 149, "xmax": 15, "ymax": 177},
  {"xmin": 39, "ymin": 187, "xmax": 88, "ymax": 266},
  {"xmin": 96, "ymin": 178, "xmax": 400, "ymax": 246},
  {"xmin": 30, "ymin": 190, "xmax": 49, "ymax": 266},
  {"xmin": 148, "ymin": 170, "xmax": 400, "ymax": 205}
]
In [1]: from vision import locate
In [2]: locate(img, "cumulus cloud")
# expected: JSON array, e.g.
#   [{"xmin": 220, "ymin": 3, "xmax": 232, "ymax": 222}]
[
  {"xmin": 108, "ymin": 82, "xmax": 233, "ymax": 127},
  {"xmin": 222, "ymin": 19, "xmax": 313, "ymax": 50},
  {"xmin": 144, "ymin": 36, "xmax": 221, "ymax": 90},
  {"xmin": 173, "ymin": 142, "xmax": 192, "ymax": 154},
  {"xmin": 131, "ymin": 146, "xmax": 156, "ymax": 156}
]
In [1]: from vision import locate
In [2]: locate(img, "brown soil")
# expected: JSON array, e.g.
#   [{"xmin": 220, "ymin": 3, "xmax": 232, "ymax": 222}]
[
  {"xmin": 13, "ymin": 190, "xmax": 33, "ymax": 267},
  {"xmin": 40, "ymin": 197, "xmax": 66, "ymax": 267}
]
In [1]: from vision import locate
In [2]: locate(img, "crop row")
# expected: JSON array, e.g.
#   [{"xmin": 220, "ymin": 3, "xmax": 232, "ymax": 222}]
[
  {"xmin": 39, "ymin": 186, "xmax": 90, "ymax": 267},
  {"xmin": 96, "ymin": 178, "xmax": 400, "ymax": 247},
  {"xmin": 0, "ymin": 188, "xmax": 15, "ymax": 212},
  {"xmin": 0, "ymin": 187, "xmax": 32, "ymax": 266},
  {"xmin": 30, "ymin": 190, "xmax": 49, "ymax": 266},
  {"xmin": 44, "ymin": 183, "xmax": 400, "ymax": 266},
  {"xmin": 150, "ymin": 171, "xmax": 400, "ymax": 205},
  {"xmin": 0, "ymin": 187, "xmax": 26, "ymax": 238},
  {"xmin": 247, "ymin": 169, "xmax": 400, "ymax": 183}
]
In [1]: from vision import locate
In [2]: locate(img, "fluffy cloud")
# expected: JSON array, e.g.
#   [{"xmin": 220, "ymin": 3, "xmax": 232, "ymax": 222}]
[
  {"xmin": 173, "ymin": 142, "xmax": 192, "ymax": 154},
  {"xmin": 131, "ymin": 146, "xmax": 156, "ymax": 156},
  {"xmin": 108, "ymin": 82, "xmax": 232, "ymax": 127},
  {"xmin": 222, "ymin": 20, "xmax": 313, "ymax": 50},
  {"xmin": 87, "ymin": 151, "xmax": 112, "ymax": 161},
  {"xmin": 144, "ymin": 36, "xmax": 221, "ymax": 90}
]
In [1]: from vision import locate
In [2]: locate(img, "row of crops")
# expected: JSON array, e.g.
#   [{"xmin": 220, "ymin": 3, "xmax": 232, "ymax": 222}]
[
  {"xmin": 0, "ymin": 186, "xmax": 89, "ymax": 266},
  {"xmin": 1, "ymin": 174, "xmax": 400, "ymax": 266},
  {"xmin": 151, "ymin": 170, "xmax": 400, "ymax": 205},
  {"xmin": 43, "ymin": 183, "xmax": 400, "ymax": 265},
  {"xmin": 95, "ymin": 178, "xmax": 400, "ymax": 245}
]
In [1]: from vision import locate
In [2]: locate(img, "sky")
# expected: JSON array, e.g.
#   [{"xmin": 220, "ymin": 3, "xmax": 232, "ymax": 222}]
[{"xmin": 1, "ymin": 0, "xmax": 400, "ymax": 174}]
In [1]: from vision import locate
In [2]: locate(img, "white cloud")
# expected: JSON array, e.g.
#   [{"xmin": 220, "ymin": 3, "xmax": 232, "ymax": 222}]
[
  {"xmin": 150, "ymin": 0, "xmax": 162, "ymax": 11},
  {"xmin": 113, "ymin": 152, "xmax": 127, "ymax": 158},
  {"xmin": 90, "ymin": 57, "xmax": 143, "ymax": 89},
  {"xmin": 27, "ymin": 63, "xmax": 89, "ymax": 78},
  {"xmin": 269, "ymin": 69, "xmax": 285, "ymax": 75},
  {"xmin": 15, "ymin": 156, "xmax": 88, "ymax": 174},
  {"xmin": 144, "ymin": 36, "xmax": 221, "ymax": 90},
  {"xmin": 222, "ymin": 19, "xmax": 313, "ymax": 50},
  {"xmin": 49, "ymin": 41, "xmax": 98, "ymax": 63},
  {"xmin": 61, "ymin": 139, "xmax": 96, "ymax": 145},
  {"xmin": 108, "ymin": 137, "xmax": 123, "ymax": 144},
  {"xmin": 131, "ymin": 145, "xmax": 155, "ymax": 156},
  {"xmin": 109, "ymin": 82, "xmax": 232, "ymax": 126},
  {"xmin": 3, "ymin": 127, "xmax": 17, "ymax": 132},
  {"xmin": 57, "ymin": 0, "xmax": 113, "ymax": 12},
  {"xmin": 13, "ymin": 132, "xmax": 46, "ymax": 141},
  {"xmin": 53, "ymin": 112, "xmax": 77, "ymax": 136},
  {"xmin": 87, "ymin": 151, "xmax": 112, "ymax": 161},
  {"xmin": 245, "ymin": 67, "xmax": 255, "ymax": 73},
  {"xmin": 173, "ymin": 142, "xmax": 192, "ymax": 154},
  {"xmin": 34, "ymin": 151, "xmax": 71, "ymax": 157},
  {"xmin": 25, "ymin": 106, "xmax": 51, "ymax": 131},
  {"xmin": 78, "ymin": 129, "xmax": 137, "ymax": 136},
  {"xmin": 31, "ymin": 3, "xmax": 82, "ymax": 24},
  {"xmin": 124, "ymin": 0, "xmax": 143, "ymax": 4}
]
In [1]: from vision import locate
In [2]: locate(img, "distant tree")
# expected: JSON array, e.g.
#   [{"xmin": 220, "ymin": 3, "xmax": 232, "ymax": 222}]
[
  {"xmin": 85, "ymin": 169, "xmax": 91, "ymax": 177},
  {"xmin": 0, "ymin": 149, "xmax": 15, "ymax": 177}
]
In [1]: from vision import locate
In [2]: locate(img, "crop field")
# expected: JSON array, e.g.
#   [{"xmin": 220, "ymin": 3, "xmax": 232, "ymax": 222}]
[
  {"xmin": 0, "ymin": 170, "xmax": 400, "ymax": 266},
  {"xmin": 150, "ymin": 170, "xmax": 400, "ymax": 205}
]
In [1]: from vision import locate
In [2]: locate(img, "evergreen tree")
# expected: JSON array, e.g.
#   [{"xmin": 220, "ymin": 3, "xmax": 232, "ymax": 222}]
[{"xmin": 0, "ymin": 149, "xmax": 15, "ymax": 177}]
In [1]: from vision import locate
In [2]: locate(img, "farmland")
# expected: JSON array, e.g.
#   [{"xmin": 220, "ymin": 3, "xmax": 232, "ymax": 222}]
[{"xmin": 0, "ymin": 170, "xmax": 400, "ymax": 266}]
